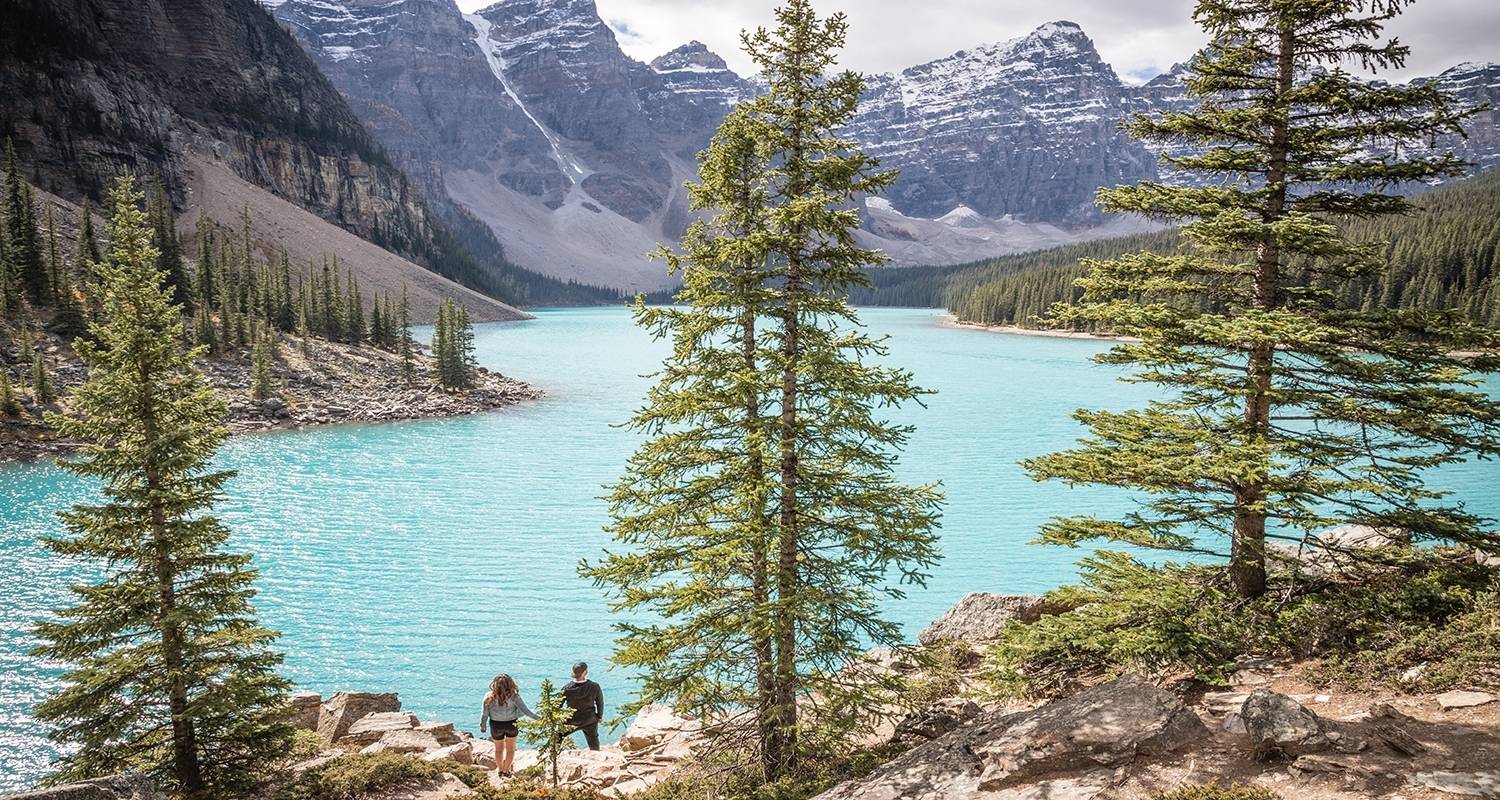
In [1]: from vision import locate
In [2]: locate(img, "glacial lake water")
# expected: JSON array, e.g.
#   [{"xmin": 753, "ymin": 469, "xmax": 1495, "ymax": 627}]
[{"xmin": 2, "ymin": 306, "xmax": 1497, "ymax": 789}]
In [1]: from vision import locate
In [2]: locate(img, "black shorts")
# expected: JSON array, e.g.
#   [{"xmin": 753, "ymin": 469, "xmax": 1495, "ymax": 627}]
[{"xmin": 489, "ymin": 720, "xmax": 518, "ymax": 739}]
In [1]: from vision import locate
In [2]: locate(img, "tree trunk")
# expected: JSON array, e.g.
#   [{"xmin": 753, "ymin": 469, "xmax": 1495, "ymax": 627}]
[
  {"xmin": 769, "ymin": 244, "xmax": 800, "ymax": 778},
  {"xmin": 1232, "ymin": 22, "xmax": 1294, "ymax": 599},
  {"xmin": 140, "ymin": 357, "xmax": 204, "ymax": 793},
  {"xmin": 739, "ymin": 249, "xmax": 779, "ymax": 779}
]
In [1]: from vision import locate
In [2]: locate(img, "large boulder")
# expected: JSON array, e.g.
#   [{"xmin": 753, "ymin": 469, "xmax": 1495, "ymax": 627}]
[
  {"xmin": 619, "ymin": 704, "xmax": 702, "ymax": 757},
  {"xmin": 342, "ymin": 711, "xmax": 419, "ymax": 744},
  {"xmin": 917, "ymin": 593, "xmax": 1052, "ymax": 647},
  {"xmin": 1240, "ymin": 690, "xmax": 1328, "ymax": 760},
  {"xmin": 556, "ymin": 747, "xmax": 632, "ymax": 788},
  {"xmin": 4, "ymin": 776, "xmax": 160, "ymax": 800},
  {"xmin": 287, "ymin": 692, "xmax": 322, "ymax": 731},
  {"xmin": 816, "ymin": 674, "xmax": 1207, "ymax": 799},
  {"xmin": 318, "ymin": 691, "xmax": 400, "ymax": 741}
]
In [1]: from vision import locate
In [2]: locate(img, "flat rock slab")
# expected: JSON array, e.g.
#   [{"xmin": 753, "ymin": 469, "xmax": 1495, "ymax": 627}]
[
  {"xmin": 917, "ymin": 593, "xmax": 1051, "ymax": 647},
  {"xmin": 815, "ymin": 674, "xmax": 1206, "ymax": 800},
  {"xmin": 1414, "ymin": 770, "xmax": 1500, "ymax": 798},
  {"xmin": 1437, "ymin": 691, "xmax": 1497, "ymax": 710},
  {"xmin": 343, "ymin": 711, "xmax": 419, "ymax": 743}
]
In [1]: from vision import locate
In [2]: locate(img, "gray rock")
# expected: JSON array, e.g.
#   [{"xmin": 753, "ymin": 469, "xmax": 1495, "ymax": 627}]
[
  {"xmin": 1437, "ymin": 690, "xmax": 1496, "ymax": 710},
  {"xmin": 815, "ymin": 674, "xmax": 1207, "ymax": 800},
  {"xmin": 287, "ymin": 691, "xmax": 321, "ymax": 731},
  {"xmin": 1240, "ymin": 689, "xmax": 1328, "ymax": 760},
  {"xmin": 422, "ymin": 742, "xmax": 474, "ymax": 765},
  {"xmin": 892, "ymin": 697, "xmax": 984, "ymax": 744},
  {"xmin": 360, "ymin": 727, "xmax": 445, "ymax": 755},
  {"xmin": 3, "ymin": 775, "xmax": 160, "ymax": 800},
  {"xmin": 415, "ymin": 721, "xmax": 461, "ymax": 746},
  {"xmin": 260, "ymin": 397, "xmax": 290, "ymax": 418},
  {"xmin": 343, "ymin": 711, "xmax": 419, "ymax": 744},
  {"xmin": 917, "ymin": 593, "xmax": 1053, "ymax": 647},
  {"xmin": 317, "ymin": 691, "xmax": 401, "ymax": 741},
  {"xmin": 1414, "ymin": 770, "xmax": 1500, "ymax": 798}
]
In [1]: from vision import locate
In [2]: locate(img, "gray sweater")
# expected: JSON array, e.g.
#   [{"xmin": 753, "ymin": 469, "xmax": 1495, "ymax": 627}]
[{"xmin": 481, "ymin": 695, "xmax": 538, "ymax": 729}]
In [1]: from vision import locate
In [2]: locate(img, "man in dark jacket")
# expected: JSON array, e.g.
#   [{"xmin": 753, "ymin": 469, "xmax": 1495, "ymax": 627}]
[{"xmin": 561, "ymin": 661, "xmax": 604, "ymax": 750}]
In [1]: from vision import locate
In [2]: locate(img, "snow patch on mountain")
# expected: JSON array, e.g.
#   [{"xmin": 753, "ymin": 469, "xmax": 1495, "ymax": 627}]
[{"xmin": 465, "ymin": 12, "xmax": 589, "ymax": 183}]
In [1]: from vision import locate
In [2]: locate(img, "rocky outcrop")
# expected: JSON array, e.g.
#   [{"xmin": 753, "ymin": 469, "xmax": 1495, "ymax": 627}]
[
  {"xmin": 318, "ymin": 692, "xmax": 403, "ymax": 741},
  {"xmin": 816, "ymin": 674, "xmax": 1207, "ymax": 799},
  {"xmin": 916, "ymin": 593, "xmax": 1053, "ymax": 647},
  {"xmin": 3, "ymin": 777, "xmax": 159, "ymax": 800},
  {"xmin": 289, "ymin": 692, "xmax": 323, "ymax": 731},
  {"xmin": 1240, "ymin": 690, "xmax": 1329, "ymax": 760}
]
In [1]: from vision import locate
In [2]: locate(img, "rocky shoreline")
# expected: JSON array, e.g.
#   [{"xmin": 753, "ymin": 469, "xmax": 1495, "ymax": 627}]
[
  {"xmin": 9, "ymin": 592, "xmax": 1498, "ymax": 800},
  {"xmin": 0, "ymin": 332, "xmax": 542, "ymax": 465}
]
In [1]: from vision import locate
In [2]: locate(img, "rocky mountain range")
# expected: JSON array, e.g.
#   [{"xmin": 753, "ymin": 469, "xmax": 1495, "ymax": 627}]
[
  {"xmin": 0, "ymin": 0, "xmax": 610, "ymax": 318},
  {"xmin": 268, "ymin": 0, "xmax": 1500, "ymax": 291}
]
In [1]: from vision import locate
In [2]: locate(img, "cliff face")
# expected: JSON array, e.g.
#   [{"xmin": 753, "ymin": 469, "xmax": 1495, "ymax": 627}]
[
  {"xmin": 849, "ymin": 22, "xmax": 1158, "ymax": 225},
  {"xmin": 270, "ymin": 0, "xmax": 755, "ymax": 290},
  {"xmin": 0, "ymin": 0, "xmax": 439, "ymax": 252},
  {"xmin": 0, "ymin": 0, "xmax": 588, "ymax": 310}
]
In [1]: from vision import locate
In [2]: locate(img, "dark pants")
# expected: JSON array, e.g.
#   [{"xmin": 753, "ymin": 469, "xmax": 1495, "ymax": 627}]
[{"xmin": 565, "ymin": 719, "xmax": 600, "ymax": 750}]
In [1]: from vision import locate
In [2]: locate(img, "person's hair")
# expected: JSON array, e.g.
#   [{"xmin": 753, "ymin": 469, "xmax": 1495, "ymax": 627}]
[
  {"xmin": 485, "ymin": 674, "xmax": 518, "ymax": 705},
  {"xmin": 572, "ymin": 662, "xmax": 588, "ymax": 680}
]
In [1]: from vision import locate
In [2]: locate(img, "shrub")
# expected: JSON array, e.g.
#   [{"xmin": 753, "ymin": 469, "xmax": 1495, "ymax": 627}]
[
  {"xmin": 1149, "ymin": 784, "xmax": 1281, "ymax": 800},
  {"xmin": 276, "ymin": 753, "xmax": 445, "ymax": 800},
  {"xmin": 985, "ymin": 548, "xmax": 1498, "ymax": 699},
  {"xmin": 289, "ymin": 728, "xmax": 325, "ymax": 759}
]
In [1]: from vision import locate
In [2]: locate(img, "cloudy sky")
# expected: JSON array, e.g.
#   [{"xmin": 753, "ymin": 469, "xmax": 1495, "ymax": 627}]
[{"xmin": 456, "ymin": 0, "xmax": 1497, "ymax": 83}]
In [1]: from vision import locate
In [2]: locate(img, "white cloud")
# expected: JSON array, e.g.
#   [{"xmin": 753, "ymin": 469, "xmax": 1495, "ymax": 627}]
[{"xmin": 455, "ymin": 0, "xmax": 1497, "ymax": 82}]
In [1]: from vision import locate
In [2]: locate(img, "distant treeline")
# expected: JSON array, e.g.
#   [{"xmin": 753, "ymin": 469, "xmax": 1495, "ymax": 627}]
[{"xmin": 854, "ymin": 168, "xmax": 1500, "ymax": 329}]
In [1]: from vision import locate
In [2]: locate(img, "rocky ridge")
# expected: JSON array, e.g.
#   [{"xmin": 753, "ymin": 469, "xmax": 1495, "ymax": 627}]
[{"xmin": 267, "ymin": 1, "xmax": 1500, "ymax": 286}]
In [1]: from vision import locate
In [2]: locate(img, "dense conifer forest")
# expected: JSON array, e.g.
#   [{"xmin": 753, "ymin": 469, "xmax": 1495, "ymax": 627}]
[{"xmin": 855, "ymin": 168, "xmax": 1500, "ymax": 329}]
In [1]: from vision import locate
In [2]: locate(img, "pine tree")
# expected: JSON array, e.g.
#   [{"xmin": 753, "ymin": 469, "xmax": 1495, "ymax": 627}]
[
  {"xmin": 4, "ymin": 140, "xmax": 45, "ymax": 305},
  {"xmin": 587, "ymin": 1, "xmax": 942, "ymax": 779},
  {"xmin": 522, "ymin": 679, "xmax": 574, "ymax": 787},
  {"xmin": 193, "ymin": 212, "xmax": 216, "ymax": 311},
  {"xmin": 149, "ymin": 178, "xmax": 189, "ymax": 310},
  {"xmin": 250, "ymin": 328, "xmax": 276, "ymax": 401},
  {"xmin": 398, "ymin": 286, "xmax": 414, "ymax": 383},
  {"xmin": 1026, "ymin": 0, "xmax": 1500, "ymax": 599},
  {"xmin": 30, "ymin": 343, "xmax": 54, "ymax": 405},
  {"xmin": 32, "ymin": 176, "xmax": 291, "ymax": 794},
  {"xmin": 77, "ymin": 197, "xmax": 102, "ymax": 269},
  {"xmin": 0, "ymin": 367, "xmax": 20, "ymax": 416},
  {"xmin": 452, "ymin": 303, "xmax": 475, "ymax": 385}
]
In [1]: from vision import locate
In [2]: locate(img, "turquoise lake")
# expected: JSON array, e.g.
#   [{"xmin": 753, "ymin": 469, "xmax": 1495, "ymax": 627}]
[{"xmin": 2, "ymin": 306, "xmax": 1497, "ymax": 789}]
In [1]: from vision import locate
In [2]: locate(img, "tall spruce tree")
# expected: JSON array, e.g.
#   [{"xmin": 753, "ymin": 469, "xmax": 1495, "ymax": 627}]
[
  {"xmin": 30, "ymin": 342, "xmax": 54, "ymax": 405},
  {"xmin": 4, "ymin": 141, "xmax": 45, "ymax": 305},
  {"xmin": 588, "ymin": 108, "xmax": 786, "ymax": 760},
  {"xmin": 398, "ymin": 286, "xmax": 414, "ymax": 383},
  {"xmin": 1026, "ymin": 0, "xmax": 1500, "ymax": 598},
  {"xmin": 587, "ymin": 1, "xmax": 942, "ymax": 779},
  {"xmin": 33, "ymin": 176, "xmax": 291, "ymax": 794},
  {"xmin": 0, "ymin": 366, "xmax": 19, "ymax": 416}
]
